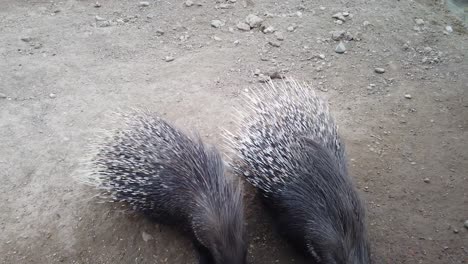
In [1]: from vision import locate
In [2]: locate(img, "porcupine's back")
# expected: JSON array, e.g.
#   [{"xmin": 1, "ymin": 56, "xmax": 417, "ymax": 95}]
[
  {"xmin": 81, "ymin": 109, "xmax": 229, "ymax": 224},
  {"xmin": 226, "ymin": 78, "xmax": 347, "ymax": 196}
]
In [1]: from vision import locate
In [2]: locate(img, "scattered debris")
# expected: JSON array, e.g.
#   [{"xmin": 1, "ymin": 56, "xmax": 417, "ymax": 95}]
[
  {"xmin": 335, "ymin": 42, "xmax": 346, "ymax": 53},
  {"xmin": 211, "ymin": 20, "xmax": 224, "ymax": 28},
  {"xmin": 375, "ymin": 68, "xmax": 385, "ymax": 74},
  {"xmin": 245, "ymin": 14, "xmax": 263, "ymax": 28}
]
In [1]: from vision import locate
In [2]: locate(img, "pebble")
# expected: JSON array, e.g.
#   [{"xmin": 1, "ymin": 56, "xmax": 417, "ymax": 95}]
[
  {"xmin": 142, "ymin": 231, "xmax": 153, "ymax": 242},
  {"xmin": 423, "ymin": 178, "xmax": 430, "ymax": 183},
  {"xmin": 155, "ymin": 29, "xmax": 165, "ymax": 36},
  {"xmin": 318, "ymin": 54, "xmax": 325, "ymax": 60},
  {"xmin": 213, "ymin": 36, "xmax": 221, "ymax": 41},
  {"xmin": 287, "ymin": 26, "xmax": 295, "ymax": 32},
  {"xmin": 236, "ymin": 22, "xmax": 250, "ymax": 31},
  {"xmin": 363, "ymin": 21, "xmax": 370, "ymax": 27},
  {"xmin": 375, "ymin": 68, "xmax": 385, "ymax": 74},
  {"xmin": 211, "ymin": 20, "xmax": 224, "ymax": 28},
  {"xmin": 275, "ymin": 31, "xmax": 284, "ymax": 41},
  {"xmin": 0, "ymin": 93, "xmax": 7, "ymax": 99},
  {"xmin": 453, "ymin": 229, "xmax": 459, "ymax": 234},
  {"xmin": 263, "ymin": 26, "xmax": 276, "ymax": 34},
  {"xmin": 164, "ymin": 56, "xmax": 175, "ymax": 62},
  {"xmin": 342, "ymin": 11, "xmax": 350, "ymax": 17},
  {"xmin": 245, "ymin": 14, "xmax": 263, "ymax": 28},
  {"xmin": 94, "ymin": 2, "xmax": 101, "ymax": 8},
  {"xmin": 335, "ymin": 42, "xmax": 346, "ymax": 53},
  {"xmin": 21, "ymin": 37, "xmax": 32, "ymax": 42},
  {"xmin": 332, "ymin": 12, "xmax": 346, "ymax": 22},
  {"xmin": 319, "ymin": 6, "xmax": 326, "ymax": 10},
  {"xmin": 404, "ymin": 94, "xmax": 412, "ymax": 99},
  {"xmin": 415, "ymin": 18, "xmax": 425, "ymax": 26},
  {"xmin": 335, "ymin": 20, "xmax": 343, "ymax": 25},
  {"xmin": 268, "ymin": 41, "xmax": 281, "ymax": 47},
  {"xmin": 445, "ymin": 25, "xmax": 453, "ymax": 33},
  {"xmin": 95, "ymin": 15, "xmax": 105, "ymax": 21},
  {"xmin": 184, "ymin": 0, "xmax": 194, "ymax": 7},
  {"xmin": 98, "ymin": 21, "xmax": 111, "ymax": 27},
  {"xmin": 464, "ymin": 220, "xmax": 468, "ymax": 229},
  {"xmin": 139, "ymin": 1, "xmax": 150, "ymax": 7},
  {"xmin": 331, "ymin": 30, "xmax": 345, "ymax": 41},
  {"xmin": 49, "ymin": 93, "xmax": 57, "ymax": 99}
]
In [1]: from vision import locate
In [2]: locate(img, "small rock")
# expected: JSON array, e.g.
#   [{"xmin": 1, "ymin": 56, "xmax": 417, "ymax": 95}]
[
  {"xmin": 233, "ymin": 40, "xmax": 240, "ymax": 45},
  {"xmin": 331, "ymin": 30, "xmax": 345, "ymax": 41},
  {"xmin": 275, "ymin": 31, "xmax": 284, "ymax": 41},
  {"xmin": 268, "ymin": 41, "xmax": 281, "ymax": 47},
  {"xmin": 254, "ymin": 69, "xmax": 261, "ymax": 76},
  {"xmin": 319, "ymin": 6, "xmax": 326, "ymax": 10},
  {"xmin": 332, "ymin": 12, "xmax": 346, "ymax": 22},
  {"xmin": 404, "ymin": 94, "xmax": 412, "ymax": 99},
  {"xmin": 245, "ymin": 14, "xmax": 263, "ymax": 28},
  {"xmin": 423, "ymin": 178, "xmax": 430, "ymax": 183},
  {"xmin": 142, "ymin": 231, "xmax": 153, "ymax": 242},
  {"xmin": 216, "ymin": 3, "xmax": 234, "ymax": 9},
  {"xmin": 94, "ymin": 2, "xmax": 101, "ymax": 8},
  {"xmin": 287, "ymin": 26, "xmax": 295, "ymax": 32},
  {"xmin": 146, "ymin": 14, "xmax": 154, "ymax": 19},
  {"xmin": 98, "ymin": 21, "xmax": 111, "ymax": 27},
  {"xmin": 95, "ymin": 15, "xmax": 105, "ymax": 21},
  {"xmin": 335, "ymin": 42, "xmax": 346, "ymax": 53},
  {"xmin": 213, "ymin": 36, "xmax": 221, "ymax": 41},
  {"xmin": 318, "ymin": 54, "xmax": 325, "ymax": 60},
  {"xmin": 21, "ymin": 37, "xmax": 32, "ymax": 42},
  {"xmin": 262, "ymin": 26, "xmax": 276, "ymax": 34},
  {"xmin": 237, "ymin": 22, "xmax": 250, "ymax": 31},
  {"xmin": 464, "ymin": 220, "xmax": 468, "ymax": 229},
  {"xmin": 258, "ymin": 74, "xmax": 270, "ymax": 83},
  {"xmin": 49, "ymin": 93, "xmax": 57, "ymax": 99},
  {"xmin": 164, "ymin": 56, "xmax": 175, "ymax": 62},
  {"xmin": 415, "ymin": 18, "xmax": 424, "ymax": 26},
  {"xmin": 363, "ymin": 21, "xmax": 370, "ymax": 27},
  {"xmin": 211, "ymin": 20, "xmax": 224, "ymax": 28},
  {"xmin": 453, "ymin": 229, "xmax": 459, "ymax": 234},
  {"xmin": 445, "ymin": 25, "xmax": 453, "ymax": 33},
  {"xmin": 0, "ymin": 93, "xmax": 7, "ymax": 99},
  {"xmin": 342, "ymin": 11, "xmax": 349, "ymax": 17},
  {"xmin": 335, "ymin": 20, "xmax": 343, "ymax": 25},
  {"xmin": 155, "ymin": 29, "xmax": 165, "ymax": 36},
  {"xmin": 184, "ymin": 0, "xmax": 194, "ymax": 7},
  {"xmin": 375, "ymin": 68, "xmax": 385, "ymax": 74},
  {"xmin": 139, "ymin": 1, "xmax": 150, "ymax": 7},
  {"xmin": 344, "ymin": 32, "xmax": 353, "ymax": 41}
]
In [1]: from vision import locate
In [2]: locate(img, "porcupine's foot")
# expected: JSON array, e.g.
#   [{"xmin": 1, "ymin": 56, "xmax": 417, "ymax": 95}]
[{"xmin": 193, "ymin": 240, "xmax": 214, "ymax": 264}]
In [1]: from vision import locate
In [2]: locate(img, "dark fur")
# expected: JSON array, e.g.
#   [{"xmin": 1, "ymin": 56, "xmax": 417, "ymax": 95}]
[
  {"xmin": 227, "ymin": 78, "xmax": 371, "ymax": 264},
  {"xmin": 86, "ymin": 111, "xmax": 247, "ymax": 264}
]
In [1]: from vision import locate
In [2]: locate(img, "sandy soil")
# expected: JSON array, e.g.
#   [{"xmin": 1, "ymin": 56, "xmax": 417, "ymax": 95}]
[{"xmin": 0, "ymin": 0, "xmax": 467, "ymax": 263}]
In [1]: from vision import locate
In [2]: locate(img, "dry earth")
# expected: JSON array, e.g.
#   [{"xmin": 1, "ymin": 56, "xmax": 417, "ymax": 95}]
[{"xmin": 0, "ymin": 0, "xmax": 467, "ymax": 263}]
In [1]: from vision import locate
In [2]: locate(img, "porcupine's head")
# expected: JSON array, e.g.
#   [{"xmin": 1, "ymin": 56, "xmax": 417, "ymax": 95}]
[{"xmin": 190, "ymin": 148, "xmax": 248, "ymax": 264}]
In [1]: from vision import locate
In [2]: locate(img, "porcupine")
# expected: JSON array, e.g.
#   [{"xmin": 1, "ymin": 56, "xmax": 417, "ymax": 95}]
[
  {"xmin": 225, "ymin": 78, "xmax": 371, "ymax": 264},
  {"xmin": 81, "ymin": 109, "xmax": 247, "ymax": 264}
]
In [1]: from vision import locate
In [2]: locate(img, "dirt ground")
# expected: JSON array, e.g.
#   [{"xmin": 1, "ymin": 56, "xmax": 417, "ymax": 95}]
[{"xmin": 0, "ymin": 0, "xmax": 467, "ymax": 263}]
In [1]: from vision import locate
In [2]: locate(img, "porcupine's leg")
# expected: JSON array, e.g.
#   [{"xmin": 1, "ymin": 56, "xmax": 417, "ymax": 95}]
[{"xmin": 193, "ymin": 239, "xmax": 214, "ymax": 264}]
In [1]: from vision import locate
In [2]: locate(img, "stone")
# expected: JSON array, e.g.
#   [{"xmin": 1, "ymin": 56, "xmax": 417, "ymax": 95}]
[
  {"xmin": 184, "ymin": 0, "xmax": 194, "ymax": 7},
  {"xmin": 268, "ymin": 41, "xmax": 281, "ymax": 47},
  {"xmin": 139, "ymin": 1, "xmax": 150, "ymax": 7},
  {"xmin": 49, "ymin": 93, "xmax": 57, "ymax": 99},
  {"xmin": 375, "ymin": 68, "xmax": 385, "ymax": 74},
  {"xmin": 423, "ymin": 178, "xmax": 430, "ymax": 183},
  {"xmin": 95, "ymin": 15, "xmax": 105, "ymax": 21},
  {"xmin": 142, "ymin": 231, "xmax": 153, "ymax": 242},
  {"xmin": 415, "ymin": 18, "xmax": 425, "ymax": 26},
  {"xmin": 0, "ymin": 93, "xmax": 7, "ymax": 99},
  {"xmin": 236, "ymin": 22, "xmax": 250, "ymax": 31},
  {"xmin": 335, "ymin": 42, "xmax": 346, "ymax": 53},
  {"xmin": 275, "ymin": 31, "xmax": 284, "ymax": 41},
  {"xmin": 245, "ymin": 14, "xmax": 263, "ymax": 28},
  {"xmin": 404, "ymin": 94, "xmax": 412, "ymax": 99},
  {"xmin": 445, "ymin": 25, "xmax": 453, "ymax": 33},
  {"xmin": 21, "ymin": 37, "xmax": 32, "ymax": 42},
  {"xmin": 155, "ymin": 29, "xmax": 165, "ymax": 36},
  {"xmin": 332, "ymin": 12, "xmax": 346, "ymax": 21},
  {"xmin": 331, "ymin": 30, "xmax": 345, "ymax": 41},
  {"xmin": 464, "ymin": 220, "xmax": 468, "ymax": 229},
  {"xmin": 262, "ymin": 26, "xmax": 275, "ymax": 34},
  {"xmin": 165, "ymin": 56, "xmax": 175, "ymax": 62},
  {"xmin": 94, "ymin": 2, "xmax": 101, "ymax": 8},
  {"xmin": 211, "ymin": 20, "xmax": 224, "ymax": 28}
]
